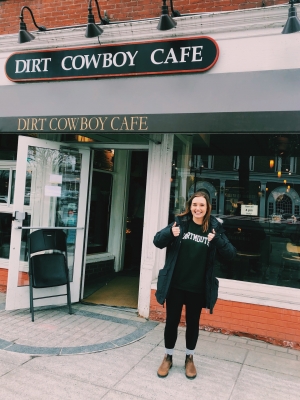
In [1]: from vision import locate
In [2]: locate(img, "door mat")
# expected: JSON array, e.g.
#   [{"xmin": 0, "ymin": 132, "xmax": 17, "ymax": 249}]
[{"xmin": 82, "ymin": 276, "xmax": 139, "ymax": 308}]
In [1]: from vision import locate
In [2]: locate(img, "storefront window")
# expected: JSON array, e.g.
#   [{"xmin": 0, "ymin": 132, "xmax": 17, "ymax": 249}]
[
  {"xmin": 0, "ymin": 170, "xmax": 9, "ymax": 204},
  {"xmin": 169, "ymin": 134, "xmax": 300, "ymax": 290}
]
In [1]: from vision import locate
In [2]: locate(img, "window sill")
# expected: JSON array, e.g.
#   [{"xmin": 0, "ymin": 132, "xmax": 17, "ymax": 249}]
[
  {"xmin": 86, "ymin": 253, "xmax": 114, "ymax": 264},
  {"xmin": 151, "ymin": 278, "xmax": 300, "ymax": 311}
]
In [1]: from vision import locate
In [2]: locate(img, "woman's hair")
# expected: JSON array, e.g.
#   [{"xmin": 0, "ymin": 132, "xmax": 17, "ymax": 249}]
[{"xmin": 178, "ymin": 191, "xmax": 212, "ymax": 232}]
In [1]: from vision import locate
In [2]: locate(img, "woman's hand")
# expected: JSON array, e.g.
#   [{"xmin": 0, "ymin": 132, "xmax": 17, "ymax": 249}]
[
  {"xmin": 172, "ymin": 222, "xmax": 180, "ymax": 237},
  {"xmin": 208, "ymin": 228, "xmax": 216, "ymax": 242}
]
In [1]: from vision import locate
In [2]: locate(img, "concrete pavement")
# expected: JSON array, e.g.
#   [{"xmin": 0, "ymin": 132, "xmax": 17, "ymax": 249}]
[{"xmin": 0, "ymin": 291, "xmax": 299, "ymax": 400}]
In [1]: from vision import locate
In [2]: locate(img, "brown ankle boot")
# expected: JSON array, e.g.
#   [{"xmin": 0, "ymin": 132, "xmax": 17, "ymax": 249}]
[
  {"xmin": 157, "ymin": 354, "xmax": 173, "ymax": 378},
  {"xmin": 185, "ymin": 355, "xmax": 197, "ymax": 379}
]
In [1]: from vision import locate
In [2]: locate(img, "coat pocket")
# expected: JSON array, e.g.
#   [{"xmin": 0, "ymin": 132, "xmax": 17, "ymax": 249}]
[
  {"xmin": 211, "ymin": 277, "xmax": 219, "ymax": 309},
  {"xmin": 155, "ymin": 268, "xmax": 169, "ymax": 305}
]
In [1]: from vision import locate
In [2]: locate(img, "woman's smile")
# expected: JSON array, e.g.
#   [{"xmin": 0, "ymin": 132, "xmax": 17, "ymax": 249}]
[{"xmin": 190, "ymin": 196, "xmax": 207, "ymax": 224}]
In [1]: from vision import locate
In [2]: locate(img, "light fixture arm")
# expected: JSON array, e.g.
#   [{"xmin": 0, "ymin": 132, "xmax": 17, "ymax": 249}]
[
  {"xmin": 88, "ymin": 0, "xmax": 109, "ymax": 25},
  {"xmin": 19, "ymin": 6, "xmax": 46, "ymax": 31},
  {"xmin": 169, "ymin": 0, "xmax": 181, "ymax": 17}
]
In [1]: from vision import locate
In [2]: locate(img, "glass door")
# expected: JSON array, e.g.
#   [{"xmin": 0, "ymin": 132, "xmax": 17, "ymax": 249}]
[{"xmin": 5, "ymin": 136, "xmax": 90, "ymax": 310}]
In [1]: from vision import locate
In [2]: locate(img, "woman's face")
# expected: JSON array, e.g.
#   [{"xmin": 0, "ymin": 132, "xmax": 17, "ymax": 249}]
[{"xmin": 190, "ymin": 196, "xmax": 207, "ymax": 224}]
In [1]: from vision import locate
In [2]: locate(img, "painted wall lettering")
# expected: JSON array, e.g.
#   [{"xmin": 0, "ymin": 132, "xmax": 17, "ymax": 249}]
[{"xmin": 16, "ymin": 115, "xmax": 149, "ymax": 133}]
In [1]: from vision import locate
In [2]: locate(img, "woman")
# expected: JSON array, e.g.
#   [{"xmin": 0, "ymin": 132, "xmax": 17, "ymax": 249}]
[{"xmin": 153, "ymin": 191, "xmax": 236, "ymax": 379}]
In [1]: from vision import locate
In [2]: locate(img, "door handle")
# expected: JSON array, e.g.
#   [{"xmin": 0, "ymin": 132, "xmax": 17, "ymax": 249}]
[{"xmin": 12, "ymin": 211, "xmax": 28, "ymax": 221}]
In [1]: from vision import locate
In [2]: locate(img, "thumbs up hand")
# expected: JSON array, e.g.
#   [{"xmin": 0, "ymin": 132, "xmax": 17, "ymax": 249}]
[
  {"xmin": 208, "ymin": 228, "xmax": 216, "ymax": 242},
  {"xmin": 172, "ymin": 222, "xmax": 180, "ymax": 237}
]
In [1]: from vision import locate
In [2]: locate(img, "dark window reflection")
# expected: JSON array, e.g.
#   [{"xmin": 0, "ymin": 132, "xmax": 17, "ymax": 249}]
[
  {"xmin": 0, "ymin": 213, "xmax": 13, "ymax": 258},
  {"xmin": 170, "ymin": 134, "xmax": 300, "ymax": 290},
  {"xmin": 87, "ymin": 171, "xmax": 112, "ymax": 254},
  {"xmin": 0, "ymin": 170, "xmax": 9, "ymax": 204}
]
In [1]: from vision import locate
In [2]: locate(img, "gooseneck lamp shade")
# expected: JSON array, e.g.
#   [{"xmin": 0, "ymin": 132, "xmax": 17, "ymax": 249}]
[
  {"xmin": 157, "ymin": 0, "xmax": 177, "ymax": 31},
  {"xmin": 18, "ymin": 6, "xmax": 46, "ymax": 44},
  {"xmin": 18, "ymin": 21, "xmax": 35, "ymax": 43},
  {"xmin": 85, "ymin": 0, "xmax": 109, "ymax": 38},
  {"xmin": 85, "ymin": 13, "xmax": 103, "ymax": 38},
  {"xmin": 282, "ymin": 0, "xmax": 300, "ymax": 34}
]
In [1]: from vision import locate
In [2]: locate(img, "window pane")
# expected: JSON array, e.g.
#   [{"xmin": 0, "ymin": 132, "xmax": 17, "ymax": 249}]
[
  {"xmin": 0, "ymin": 213, "xmax": 12, "ymax": 259},
  {"xmin": 169, "ymin": 134, "xmax": 300, "ymax": 290},
  {"xmin": 17, "ymin": 146, "xmax": 83, "ymax": 285},
  {"xmin": 0, "ymin": 170, "xmax": 9, "ymax": 204},
  {"xmin": 87, "ymin": 171, "xmax": 113, "ymax": 254},
  {"xmin": 93, "ymin": 149, "xmax": 114, "ymax": 172}
]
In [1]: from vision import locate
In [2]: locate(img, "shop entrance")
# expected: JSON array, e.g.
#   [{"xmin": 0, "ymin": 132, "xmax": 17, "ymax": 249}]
[
  {"xmin": 82, "ymin": 150, "xmax": 148, "ymax": 309},
  {"xmin": 5, "ymin": 135, "xmax": 90, "ymax": 311}
]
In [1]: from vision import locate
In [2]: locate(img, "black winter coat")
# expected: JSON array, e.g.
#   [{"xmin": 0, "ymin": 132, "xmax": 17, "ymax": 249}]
[{"xmin": 153, "ymin": 214, "xmax": 236, "ymax": 314}]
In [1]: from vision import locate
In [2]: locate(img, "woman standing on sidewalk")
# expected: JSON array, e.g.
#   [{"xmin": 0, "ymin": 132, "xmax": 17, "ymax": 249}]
[{"xmin": 153, "ymin": 191, "xmax": 236, "ymax": 379}]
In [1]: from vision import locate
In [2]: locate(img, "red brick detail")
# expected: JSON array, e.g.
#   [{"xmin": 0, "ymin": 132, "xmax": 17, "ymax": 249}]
[
  {"xmin": 149, "ymin": 289, "xmax": 300, "ymax": 350},
  {"xmin": 0, "ymin": 268, "xmax": 8, "ymax": 286},
  {"xmin": 0, "ymin": 0, "xmax": 289, "ymax": 35},
  {"xmin": 18, "ymin": 272, "xmax": 29, "ymax": 287},
  {"xmin": 0, "ymin": 268, "xmax": 29, "ymax": 288}
]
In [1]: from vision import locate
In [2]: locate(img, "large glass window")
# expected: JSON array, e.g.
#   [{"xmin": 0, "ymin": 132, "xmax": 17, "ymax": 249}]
[
  {"xmin": 170, "ymin": 134, "xmax": 300, "ymax": 290},
  {"xmin": 17, "ymin": 146, "xmax": 83, "ymax": 286}
]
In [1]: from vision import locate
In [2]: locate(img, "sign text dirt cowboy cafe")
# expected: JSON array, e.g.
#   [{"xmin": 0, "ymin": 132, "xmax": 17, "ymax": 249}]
[{"xmin": 5, "ymin": 36, "xmax": 219, "ymax": 82}]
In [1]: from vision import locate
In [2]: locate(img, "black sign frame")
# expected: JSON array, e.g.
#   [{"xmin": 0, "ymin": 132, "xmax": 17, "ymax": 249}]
[{"xmin": 5, "ymin": 36, "xmax": 219, "ymax": 83}]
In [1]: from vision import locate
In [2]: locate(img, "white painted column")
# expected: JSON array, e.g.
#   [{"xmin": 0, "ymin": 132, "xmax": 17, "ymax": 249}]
[{"xmin": 138, "ymin": 134, "xmax": 174, "ymax": 318}]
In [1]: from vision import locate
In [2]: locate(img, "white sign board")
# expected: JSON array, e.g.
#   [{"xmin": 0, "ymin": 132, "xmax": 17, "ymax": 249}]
[{"xmin": 241, "ymin": 204, "xmax": 258, "ymax": 216}]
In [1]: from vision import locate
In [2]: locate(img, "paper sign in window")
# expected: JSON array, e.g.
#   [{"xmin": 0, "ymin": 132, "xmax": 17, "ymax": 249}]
[
  {"xmin": 45, "ymin": 185, "xmax": 61, "ymax": 197},
  {"xmin": 49, "ymin": 174, "xmax": 63, "ymax": 184},
  {"xmin": 241, "ymin": 204, "xmax": 258, "ymax": 216}
]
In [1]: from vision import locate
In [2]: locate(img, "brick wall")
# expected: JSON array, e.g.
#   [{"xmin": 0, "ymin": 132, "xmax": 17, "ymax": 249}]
[
  {"xmin": 0, "ymin": 0, "xmax": 287, "ymax": 35},
  {"xmin": 149, "ymin": 289, "xmax": 300, "ymax": 349},
  {"xmin": 0, "ymin": 268, "xmax": 8, "ymax": 292}
]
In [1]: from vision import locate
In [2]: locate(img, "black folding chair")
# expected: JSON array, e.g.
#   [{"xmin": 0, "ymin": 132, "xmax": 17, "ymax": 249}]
[{"xmin": 28, "ymin": 229, "xmax": 73, "ymax": 322}]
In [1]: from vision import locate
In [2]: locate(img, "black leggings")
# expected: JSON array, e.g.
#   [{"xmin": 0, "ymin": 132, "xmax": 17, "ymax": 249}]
[{"xmin": 164, "ymin": 287, "xmax": 204, "ymax": 350}]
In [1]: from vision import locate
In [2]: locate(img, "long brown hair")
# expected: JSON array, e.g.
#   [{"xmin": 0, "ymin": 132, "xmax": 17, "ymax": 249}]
[{"xmin": 178, "ymin": 191, "xmax": 212, "ymax": 232}]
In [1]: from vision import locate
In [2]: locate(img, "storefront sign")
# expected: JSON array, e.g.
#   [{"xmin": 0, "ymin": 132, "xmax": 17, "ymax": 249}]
[
  {"xmin": 17, "ymin": 115, "xmax": 149, "ymax": 132},
  {"xmin": 5, "ymin": 36, "xmax": 219, "ymax": 82},
  {"xmin": 2, "ymin": 115, "xmax": 149, "ymax": 133},
  {"xmin": 1, "ymin": 111, "xmax": 300, "ymax": 134}
]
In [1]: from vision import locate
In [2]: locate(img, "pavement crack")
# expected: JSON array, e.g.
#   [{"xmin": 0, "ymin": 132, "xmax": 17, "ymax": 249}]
[{"xmin": 227, "ymin": 349, "xmax": 249, "ymax": 400}]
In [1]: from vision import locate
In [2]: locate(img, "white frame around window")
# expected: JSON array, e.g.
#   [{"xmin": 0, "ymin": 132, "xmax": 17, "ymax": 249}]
[
  {"xmin": 233, "ymin": 156, "xmax": 255, "ymax": 171},
  {"xmin": 233, "ymin": 155, "xmax": 240, "ymax": 171},
  {"xmin": 275, "ymin": 156, "xmax": 297, "ymax": 173},
  {"xmin": 249, "ymin": 155, "xmax": 255, "ymax": 171},
  {"xmin": 290, "ymin": 156, "xmax": 297, "ymax": 173},
  {"xmin": 208, "ymin": 155, "xmax": 214, "ymax": 169}
]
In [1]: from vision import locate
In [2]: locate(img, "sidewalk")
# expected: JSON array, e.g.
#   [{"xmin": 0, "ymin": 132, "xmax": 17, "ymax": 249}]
[{"xmin": 0, "ymin": 292, "xmax": 299, "ymax": 400}]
